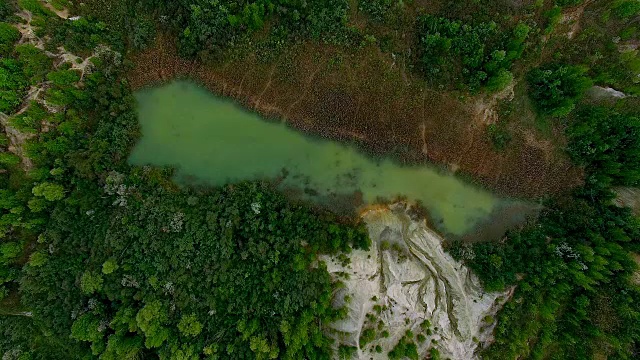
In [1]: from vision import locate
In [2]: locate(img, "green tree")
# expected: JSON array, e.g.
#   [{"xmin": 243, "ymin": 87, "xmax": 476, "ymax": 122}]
[
  {"xmin": 177, "ymin": 314, "xmax": 202, "ymax": 337},
  {"xmin": 417, "ymin": 16, "xmax": 528, "ymax": 92},
  {"xmin": 71, "ymin": 313, "xmax": 106, "ymax": 355},
  {"xmin": 429, "ymin": 347, "xmax": 441, "ymax": 360},
  {"xmin": 31, "ymin": 182, "xmax": 65, "ymax": 201},
  {"xmin": 458, "ymin": 189, "xmax": 640, "ymax": 359},
  {"xmin": 101, "ymin": 258, "xmax": 118, "ymax": 274},
  {"xmin": 486, "ymin": 69, "xmax": 514, "ymax": 92},
  {"xmin": 136, "ymin": 300, "xmax": 170, "ymax": 348},
  {"xmin": 527, "ymin": 64, "xmax": 593, "ymax": 117},
  {"xmin": 101, "ymin": 334, "xmax": 143, "ymax": 360},
  {"xmin": 28, "ymin": 251, "xmax": 47, "ymax": 267},
  {"xmin": 27, "ymin": 197, "xmax": 47, "ymax": 212},
  {"xmin": 71, "ymin": 314, "xmax": 102, "ymax": 343},
  {"xmin": 79, "ymin": 271, "xmax": 103, "ymax": 294},
  {"xmin": 47, "ymin": 69, "xmax": 80, "ymax": 87},
  {"xmin": 0, "ymin": 241, "xmax": 21, "ymax": 265},
  {"xmin": 505, "ymin": 23, "xmax": 530, "ymax": 62}
]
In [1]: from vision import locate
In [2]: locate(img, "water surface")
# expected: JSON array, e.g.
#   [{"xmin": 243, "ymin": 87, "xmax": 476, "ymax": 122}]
[{"xmin": 130, "ymin": 81, "xmax": 510, "ymax": 236}]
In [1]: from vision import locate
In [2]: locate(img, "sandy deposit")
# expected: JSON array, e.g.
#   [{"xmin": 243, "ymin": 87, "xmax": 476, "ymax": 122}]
[{"xmin": 323, "ymin": 203, "xmax": 510, "ymax": 359}]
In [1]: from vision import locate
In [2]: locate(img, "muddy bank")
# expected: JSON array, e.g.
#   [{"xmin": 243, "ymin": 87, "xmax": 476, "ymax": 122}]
[
  {"xmin": 127, "ymin": 36, "xmax": 582, "ymax": 198},
  {"xmin": 323, "ymin": 203, "xmax": 511, "ymax": 359}
]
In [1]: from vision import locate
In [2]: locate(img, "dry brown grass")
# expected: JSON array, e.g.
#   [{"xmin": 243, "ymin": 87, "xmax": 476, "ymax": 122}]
[{"xmin": 127, "ymin": 35, "xmax": 582, "ymax": 198}]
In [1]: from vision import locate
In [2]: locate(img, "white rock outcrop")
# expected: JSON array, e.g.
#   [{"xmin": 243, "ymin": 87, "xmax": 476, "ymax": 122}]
[
  {"xmin": 587, "ymin": 86, "xmax": 626, "ymax": 100},
  {"xmin": 324, "ymin": 203, "xmax": 509, "ymax": 359}
]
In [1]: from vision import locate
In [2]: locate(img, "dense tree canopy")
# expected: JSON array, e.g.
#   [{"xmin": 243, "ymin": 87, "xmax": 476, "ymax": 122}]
[
  {"xmin": 568, "ymin": 106, "xmax": 640, "ymax": 187},
  {"xmin": 1, "ymin": 0, "xmax": 640, "ymax": 359},
  {"xmin": 22, "ymin": 180, "xmax": 369, "ymax": 359},
  {"xmin": 451, "ymin": 188, "xmax": 640, "ymax": 359}
]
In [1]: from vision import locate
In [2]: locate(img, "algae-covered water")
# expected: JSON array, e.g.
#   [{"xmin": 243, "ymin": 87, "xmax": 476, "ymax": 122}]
[{"xmin": 129, "ymin": 81, "xmax": 505, "ymax": 235}]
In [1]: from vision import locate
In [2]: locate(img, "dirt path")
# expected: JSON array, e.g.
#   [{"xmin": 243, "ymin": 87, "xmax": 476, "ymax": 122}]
[
  {"xmin": 14, "ymin": 10, "xmax": 45, "ymax": 50},
  {"xmin": 58, "ymin": 49, "xmax": 96, "ymax": 79},
  {"xmin": 560, "ymin": 0, "xmax": 595, "ymax": 39},
  {"xmin": 41, "ymin": 1, "xmax": 69, "ymax": 19}
]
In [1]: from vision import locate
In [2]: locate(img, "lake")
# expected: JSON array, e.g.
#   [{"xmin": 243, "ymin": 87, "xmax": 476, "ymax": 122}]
[{"xmin": 129, "ymin": 80, "xmax": 531, "ymax": 236}]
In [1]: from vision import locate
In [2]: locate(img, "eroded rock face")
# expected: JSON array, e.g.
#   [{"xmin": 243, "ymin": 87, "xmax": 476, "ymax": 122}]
[{"xmin": 324, "ymin": 204, "xmax": 509, "ymax": 359}]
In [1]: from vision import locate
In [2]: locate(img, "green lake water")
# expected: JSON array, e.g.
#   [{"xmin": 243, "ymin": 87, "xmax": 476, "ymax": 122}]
[{"xmin": 129, "ymin": 81, "xmax": 508, "ymax": 236}]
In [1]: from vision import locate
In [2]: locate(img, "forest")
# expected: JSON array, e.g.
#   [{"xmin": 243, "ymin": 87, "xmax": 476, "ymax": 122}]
[{"xmin": 0, "ymin": 0, "xmax": 639, "ymax": 359}]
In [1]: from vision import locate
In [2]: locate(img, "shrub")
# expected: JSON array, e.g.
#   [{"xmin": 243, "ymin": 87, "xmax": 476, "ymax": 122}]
[
  {"xmin": 555, "ymin": 0, "xmax": 583, "ymax": 6},
  {"xmin": 17, "ymin": 0, "xmax": 52, "ymax": 17},
  {"xmin": 359, "ymin": 0, "xmax": 398, "ymax": 23},
  {"xmin": 338, "ymin": 345, "xmax": 357, "ymax": 359},
  {"xmin": 486, "ymin": 69, "xmax": 514, "ymax": 92},
  {"xmin": 487, "ymin": 123, "xmax": 512, "ymax": 151},
  {"xmin": 0, "ymin": 1, "xmax": 16, "ymax": 21},
  {"xmin": 15, "ymin": 44, "xmax": 52, "ymax": 83},
  {"xmin": 359, "ymin": 328, "xmax": 376, "ymax": 347},
  {"xmin": 0, "ymin": 58, "xmax": 28, "ymax": 113},
  {"xmin": 0, "ymin": 22, "xmax": 19, "ymax": 56},
  {"xmin": 0, "ymin": 152, "xmax": 20, "ymax": 165}
]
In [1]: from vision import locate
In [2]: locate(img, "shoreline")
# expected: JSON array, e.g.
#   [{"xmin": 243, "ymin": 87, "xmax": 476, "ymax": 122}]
[{"xmin": 126, "ymin": 35, "xmax": 583, "ymax": 199}]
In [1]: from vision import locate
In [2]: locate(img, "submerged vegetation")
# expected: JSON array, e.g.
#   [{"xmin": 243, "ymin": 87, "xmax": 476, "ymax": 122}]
[{"xmin": 0, "ymin": 0, "xmax": 639, "ymax": 359}]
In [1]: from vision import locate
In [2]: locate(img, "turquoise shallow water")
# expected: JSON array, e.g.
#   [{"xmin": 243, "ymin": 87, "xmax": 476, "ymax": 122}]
[{"xmin": 129, "ymin": 80, "xmax": 503, "ymax": 235}]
